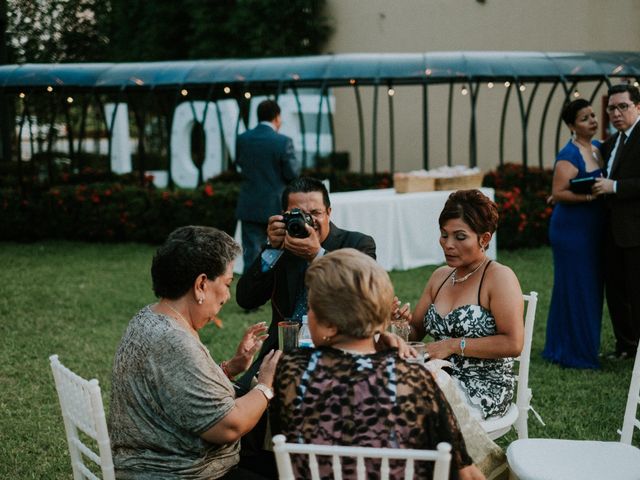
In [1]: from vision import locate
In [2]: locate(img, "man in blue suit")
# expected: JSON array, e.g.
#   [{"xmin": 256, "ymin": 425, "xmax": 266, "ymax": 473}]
[{"xmin": 235, "ymin": 100, "xmax": 300, "ymax": 272}]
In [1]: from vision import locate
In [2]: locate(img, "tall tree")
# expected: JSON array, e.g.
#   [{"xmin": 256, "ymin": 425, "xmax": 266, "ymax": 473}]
[
  {"xmin": 7, "ymin": 0, "xmax": 110, "ymax": 63},
  {"xmin": 0, "ymin": 0, "xmax": 12, "ymax": 162}
]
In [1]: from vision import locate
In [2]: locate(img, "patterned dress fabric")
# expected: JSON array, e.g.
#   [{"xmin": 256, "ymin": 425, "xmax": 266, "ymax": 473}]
[
  {"xmin": 424, "ymin": 302, "xmax": 515, "ymax": 419},
  {"xmin": 543, "ymin": 140, "xmax": 605, "ymax": 369},
  {"xmin": 271, "ymin": 347, "xmax": 472, "ymax": 480}
]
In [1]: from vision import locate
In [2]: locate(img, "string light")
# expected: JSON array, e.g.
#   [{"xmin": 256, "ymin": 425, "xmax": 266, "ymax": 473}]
[
  {"xmin": 573, "ymin": 89, "xmax": 580, "ymax": 98},
  {"xmin": 387, "ymin": 87, "xmax": 395, "ymax": 97},
  {"xmin": 634, "ymin": 81, "xmax": 639, "ymax": 88},
  {"xmin": 461, "ymin": 85, "xmax": 469, "ymax": 96},
  {"xmin": 349, "ymin": 79, "xmax": 356, "ymax": 85},
  {"xmin": 504, "ymin": 81, "xmax": 511, "ymax": 88},
  {"xmin": 487, "ymin": 82, "xmax": 494, "ymax": 89},
  {"xmin": 18, "ymin": 92, "xmax": 25, "ymax": 99},
  {"xmin": 66, "ymin": 96, "xmax": 74, "ymax": 104},
  {"xmin": 46, "ymin": 86, "xmax": 53, "ymax": 92},
  {"xmin": 180, "ymin": 89, "xmax": 188, "ymax": 97},
  {"xmin": 519, "ymin": 83, "xmax": 526, "ymax": 92},
  {"xmin": 244, "ymin": 92, "xmax": 251, "ymax": 99},
  {"xmin": 425, "ymin": 69, "xmax": 432, "ymax": 76},
  {"xmin": 223, "ymin": 86, "xmax": 231, "ymax": 94}
]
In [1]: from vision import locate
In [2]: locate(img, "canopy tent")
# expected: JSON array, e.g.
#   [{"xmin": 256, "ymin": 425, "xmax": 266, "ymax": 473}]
[
  {"xmin": 3, "ymin": 51, "xmax": 639, "ymax": 183},
  {"xmin": 1, "ymin": 51, "xmax": 639, "ymax": 90}
]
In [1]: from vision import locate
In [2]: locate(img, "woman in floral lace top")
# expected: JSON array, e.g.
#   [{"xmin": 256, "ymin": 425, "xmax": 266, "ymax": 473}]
[{"xmin": 271, "ymin": 249, "xmax": 484, "ymax": 480}]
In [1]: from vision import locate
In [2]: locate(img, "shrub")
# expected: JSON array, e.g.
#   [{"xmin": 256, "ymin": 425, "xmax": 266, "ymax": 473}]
[
  {"xmin": 483, "ymin": 163, "xmax": 554, "ymax": 250},
  {"xmin": 0, "ymin": 179, "xmax": 238, "ymax": 243},
  {"xmin": 0, "ymin": 164, "xmax": 553, "ymax": 249}
]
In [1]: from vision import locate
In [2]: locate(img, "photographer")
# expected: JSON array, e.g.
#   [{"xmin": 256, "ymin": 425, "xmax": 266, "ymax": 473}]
[{"xmin": 236, "ymin": 177, "xmax": 376, "ymax": 381}]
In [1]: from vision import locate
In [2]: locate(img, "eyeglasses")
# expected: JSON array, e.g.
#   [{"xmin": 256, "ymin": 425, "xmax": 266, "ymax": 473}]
[
  {"xmin": 606, "ymin": 103, "xmax": 635, "ymax": 114},
  {"xmin": 309, "ymin": 209, "xmax": 326, "ymax": 218}
]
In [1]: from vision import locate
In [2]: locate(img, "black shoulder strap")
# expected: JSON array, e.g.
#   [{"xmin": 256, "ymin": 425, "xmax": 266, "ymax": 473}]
[
  {"xmin": 477, "ymin": 260, "xmax": 493, "ymax": 305},
  {"xmin": 434, "ymin": 269, "xmax": 455, "ymax": 301}
]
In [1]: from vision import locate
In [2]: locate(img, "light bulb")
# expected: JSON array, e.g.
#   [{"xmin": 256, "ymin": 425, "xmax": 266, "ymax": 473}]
[
  {"xmin": 487, "ymin": 82, "xmax": 494, "ymax": 89},
  {"xmin": 388, "ymin": 87, "xmax": 395, "ymax": 97},
  {"xmin": 180, "ymin": 89, "xmax": 188, "ymax": 96},
  {"xmin": 244, "ymin": 92, "xmax": 251, "ymax": 99},
  {"xmin": 223, "ymin": 86, "xmax": 231, "ymax": 94}
]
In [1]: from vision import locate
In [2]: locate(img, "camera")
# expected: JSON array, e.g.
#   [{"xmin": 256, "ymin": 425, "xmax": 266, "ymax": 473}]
[{"xmin": 282, "ymin": 208, "xmax": 314, "ymax": 238}]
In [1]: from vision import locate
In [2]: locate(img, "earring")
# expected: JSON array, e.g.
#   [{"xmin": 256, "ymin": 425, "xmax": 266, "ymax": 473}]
[
  {"xmin": 480, "ymin": 244, "xmax": 486, "ymax": 252},
  {"xmin": 198, "ymin": 298, "xmax": 203, "ymax": 305},
  {"xmin": 322, "ymin": 335, "xmax": 332, "ymax": 344}
]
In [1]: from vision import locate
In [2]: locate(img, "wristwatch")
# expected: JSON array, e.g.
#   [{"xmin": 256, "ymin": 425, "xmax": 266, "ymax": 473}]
[{"xmin": 254, "ymin": 383, "xmax": 274, "ymax": 401}]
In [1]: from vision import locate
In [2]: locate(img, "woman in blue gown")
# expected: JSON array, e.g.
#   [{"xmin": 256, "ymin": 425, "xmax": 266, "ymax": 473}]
[{"xmin": 543, "ymin": 99, "xmax": 606, "ymax": 369}]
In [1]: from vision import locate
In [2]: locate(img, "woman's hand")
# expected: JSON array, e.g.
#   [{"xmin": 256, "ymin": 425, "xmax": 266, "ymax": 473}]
[
  {"xmin": 425, "ymin": 338, "xmax": 457, "ymax": 360},
  {"xmin": 256, "ymin": 349, "xmax": 282, "ymax": 388},
  {"xmin": 226, "ymin": 322, "xmax": 269, "ymax": 377},
  {"xmin": 391, "ymin": 296, "xmax": 411, "ymax": 321},
  {"xmin": 375, "ymin": 331, "xmax": 416, "ymax": 359},
  {"xmin": 459, "ymin": 464, "xmax": 486, "ymax": 480}
]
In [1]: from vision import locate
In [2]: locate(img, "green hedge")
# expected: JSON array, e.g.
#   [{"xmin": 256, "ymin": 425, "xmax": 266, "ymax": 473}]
[
  {"xmin": 0, "ymin": 180, "xmax": 238, "ymax": 243},
  {"xmin": 482, "ymin": 163, "xmax": 554, "ymax": 250},
  {"xmin": 0, "ymin": 164, "xmax": 553, "ymax": 248}
]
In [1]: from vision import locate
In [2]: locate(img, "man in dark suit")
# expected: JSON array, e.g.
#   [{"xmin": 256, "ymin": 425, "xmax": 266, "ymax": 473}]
[
  {"xmin": 236, "ymin": 177, "xmax": 376, "ymax": 376},
  {"xmin": 235, "ymin": 100, "xmax": 300, "ymax": 272},
  {"xmin": 594, "ymin": 84, "xmax": 640, "ymax": 359}
]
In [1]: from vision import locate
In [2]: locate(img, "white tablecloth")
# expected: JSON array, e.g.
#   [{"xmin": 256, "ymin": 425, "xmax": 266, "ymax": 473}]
[{"xmin": 234, "ymin": 187, "xmax": 496, "ymax": 272}]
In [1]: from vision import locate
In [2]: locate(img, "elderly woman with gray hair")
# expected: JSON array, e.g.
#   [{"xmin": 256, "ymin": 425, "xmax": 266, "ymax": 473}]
[
  {"xmin": 109, "ymin": 226, "xmax": 281, "ymax": 480},
  {"xmin": 270, "ymin": 248, "xmax": 484, "ymax": 480}
]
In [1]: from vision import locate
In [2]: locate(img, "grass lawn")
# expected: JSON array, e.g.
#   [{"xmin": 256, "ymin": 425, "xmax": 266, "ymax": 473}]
[{"xmin": 0, "ymin": 242, "xmax": 635, "ymax": 478}]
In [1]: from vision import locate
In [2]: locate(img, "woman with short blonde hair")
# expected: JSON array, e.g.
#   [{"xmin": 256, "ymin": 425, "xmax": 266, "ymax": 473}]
[
  {"xmin": 305, "ymin": 248, "xmax": 392, "ymax": 339},
  {"xmin": 272, "ymin": 248, "xmax": 483, "ymax": 480}
]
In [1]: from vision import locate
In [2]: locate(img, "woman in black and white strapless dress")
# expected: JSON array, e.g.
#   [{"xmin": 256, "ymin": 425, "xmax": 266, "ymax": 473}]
[{"xmin": 403, "ymin": 190, "xmax": 524, "ymax": 420}]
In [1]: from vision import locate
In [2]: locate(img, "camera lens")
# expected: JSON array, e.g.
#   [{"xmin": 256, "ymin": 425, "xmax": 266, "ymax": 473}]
[{"xmin": 287, "ymin": 218, "xmax": 309, "ymax": 238}]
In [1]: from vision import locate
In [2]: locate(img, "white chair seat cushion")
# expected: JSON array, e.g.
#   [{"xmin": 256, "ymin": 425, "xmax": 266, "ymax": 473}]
[
  {"xmin": 507, "ymin": 438, "xmax": 640, "ymax": 480},
  {"xmin": 480, "ymin": 402, "xmax": 518, "ymax": 434}
]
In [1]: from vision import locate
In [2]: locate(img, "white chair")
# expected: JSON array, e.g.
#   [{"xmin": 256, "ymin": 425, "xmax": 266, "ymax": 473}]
[
  {"xmin": 506, "ymin": 343, "xmax": 640, "ymax": 480},
  {"xmin": 273, "ymin": 435, "xmax": 451, "ymax": 480},
  {"xmin": 480, "ymin": 291, "xmax": 539, "ymax": 440},
  {"xmin": 50, "ymin": 354, "xmax": 115, "ymax": 480}
]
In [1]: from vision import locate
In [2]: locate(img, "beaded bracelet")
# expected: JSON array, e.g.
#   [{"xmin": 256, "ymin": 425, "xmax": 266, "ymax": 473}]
[
  {"xmin": 459, "ymin": 337, "xmax": 466, "ymax": 357},
  {"xmin": 220, "ymin": 360, "xmax": 234, "ymax": 379}
]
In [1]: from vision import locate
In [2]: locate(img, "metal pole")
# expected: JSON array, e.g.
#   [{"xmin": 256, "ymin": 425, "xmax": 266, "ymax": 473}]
[
  {"xmin": 538, "ymin": 82, "xmax": 559, "ymax": 168},
  {"xmin": 371, "ymin": 82, "xmax": 379, "ymax": 174},
  {"xmin": 447, "ymin": 83, "xmax": 453, "ymax": 167},
  {"xmin": 422, "ymin": 83, "xmax": 429, "ymax": 170},
  {"xmin": 469, "ymin": 80, "xmax": 480, "ymax": 168},
  {"xmin": 499, "ymin": 82, "xmax": 513, "ymax": 166},
  {"xmin": 353, "ymin": 84, "xmax": 365, "ymax": 173},
  {"xmin": 388, "ymin": 85, "xmax": 395, "ymax": 173}
]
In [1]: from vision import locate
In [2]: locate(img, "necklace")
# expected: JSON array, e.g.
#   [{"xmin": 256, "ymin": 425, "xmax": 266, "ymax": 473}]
[
  {"xmin": 573, "ymin": 139, "xmax": 599, "ymax": 161},
  {"xmin": 165, "ymin": 302, "xmax": 194, "ymax": 331},
  {"xmin": 451, "ymin": 257, "xmax": 487, "ymax": 285}
]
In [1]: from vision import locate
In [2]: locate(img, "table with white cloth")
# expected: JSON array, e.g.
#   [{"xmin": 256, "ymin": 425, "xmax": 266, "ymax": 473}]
[{"xmin": 234, "ymin": 187, "xmax": 496, "ymax": 272}]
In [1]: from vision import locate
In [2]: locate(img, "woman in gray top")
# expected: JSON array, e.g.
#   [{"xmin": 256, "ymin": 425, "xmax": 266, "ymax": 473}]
[{"xmin": 109, "ymin": 226, "xmax": 281, "ymax": 479}]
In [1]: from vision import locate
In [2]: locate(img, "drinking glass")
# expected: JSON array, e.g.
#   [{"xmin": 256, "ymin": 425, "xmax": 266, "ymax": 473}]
[
  {"xmin": 278, "ymin": 320, "xmax": 300, "ymax": 352},
  {"xmin": 406, "ymin": 341, "xmax": 427, "ymax": 364},
  {"xmin": 388, "ymin": 319, "xmax": 411, "ymax": 342}
]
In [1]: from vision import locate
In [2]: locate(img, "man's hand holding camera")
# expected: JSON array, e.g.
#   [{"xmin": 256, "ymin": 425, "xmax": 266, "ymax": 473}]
[
  {"xmin": 267, "ymin": 208, "xmax": 321, "ymax": 262},
  {"xmin": 284, "ymin": 224, "xmax": 321, "ymax": 262}
]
